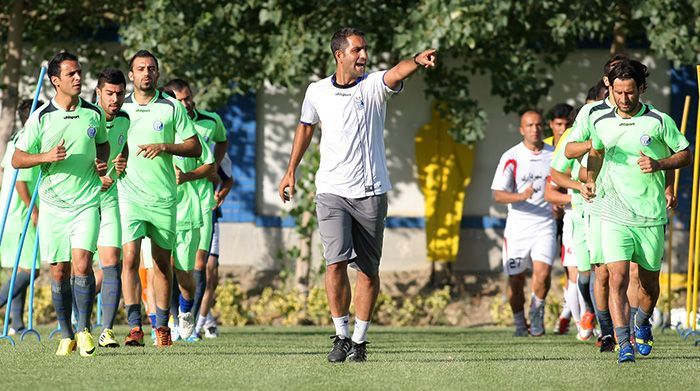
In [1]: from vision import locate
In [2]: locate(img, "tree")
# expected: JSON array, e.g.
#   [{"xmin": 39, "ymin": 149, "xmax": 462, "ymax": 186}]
[{"xmin": 0, "ymin": 0, "xmax": 143, "ymax": 164}]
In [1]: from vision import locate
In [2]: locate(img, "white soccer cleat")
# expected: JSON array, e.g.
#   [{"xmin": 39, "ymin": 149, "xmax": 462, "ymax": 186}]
[
  {"xmin": 204, "ymin": 326, "xmax": 219, "ymax": 339},
  {"xmin": 178, "ymin": 312, "xmax": 195, "ymax": 339}
]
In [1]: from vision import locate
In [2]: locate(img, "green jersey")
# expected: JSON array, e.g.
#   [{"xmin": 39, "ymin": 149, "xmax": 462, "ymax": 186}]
[
  {"xmin": 0, "ymin": 137, "xmax": 40, "ymax": 231},
  {"xmin": 550, "ymin": 127, "xmax": 585, "ymax": 207},
  {"xmin": 101, "ymin": 110, "xmax": 130, "ymax": 205},
  {"xmin": 173, "ymin": 133, "xmax": 214, "ymax": 230},
  {"xmin": 119, "ymin": 90, "xmax": 197, "ymax": 208},
  {"xmin": 192, "ymin": 109, "xmax": 227, "ymax": 211},
  {"xmin": 591, "ymin": 103, "xmax": 689, "ymax": 226},
  {"xmin": 15, "ymin": 98, "xmax": 107, "ymax": 209}
]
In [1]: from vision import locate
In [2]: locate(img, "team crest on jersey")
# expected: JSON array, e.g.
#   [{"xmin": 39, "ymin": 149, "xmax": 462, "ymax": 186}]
[
  {"xmin": 153, "ymin": 120, "xmax": 164, "ymax": 132},
  {"xmin": 118, "ymin": 134, "xmax": 125, "ymax": 145},
  {"xmin": 176, "ymin": 155, "xmax": 184, "ymax": 160},
  {"xmin": 87, "ymin": 126, "xmax": 97, "ymax": 138},
  {"xmin": 354, "ymin": 96, "xmax": 365, "ymax": 111},
  {"xmin": 204, "ymin": 136, "xmax": 210, "ymax": 142},
  {"xmin": 640, "ymin": 134, "xmax": 652, "ymax": 146}
]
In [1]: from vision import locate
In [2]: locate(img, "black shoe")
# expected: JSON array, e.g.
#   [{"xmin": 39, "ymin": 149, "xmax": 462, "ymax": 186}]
[
  {"xmin": 599, "ymin": 335, "xmax": 615, "ymax": 353},
  {"xmin": 327, "ymin": 335, "xmax": 351, "ymax": 363},
  {"xmin": 348, "ymin": 341, "xmax": 368, "ymax": 362}
]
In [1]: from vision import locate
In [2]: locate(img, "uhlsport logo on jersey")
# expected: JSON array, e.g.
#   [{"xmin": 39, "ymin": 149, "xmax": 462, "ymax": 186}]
[
  {"xmin": 640, "ymin": 134, "xmax": 652, "ymax": 146},
  {"xmin": 118, "ymin": 134, "xmax": 125, "ymax": 146},
  {"xmin": 153, "ymin": 120, "xmax": 164, "ymax": 132},
  {"xmin": 87, "ymin": 125, "xmax": 97, "ymax": 138}
]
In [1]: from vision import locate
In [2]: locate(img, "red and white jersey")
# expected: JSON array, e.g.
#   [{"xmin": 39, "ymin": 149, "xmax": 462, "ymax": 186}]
[{"xmin": 491, "ymin": 142, "xmax": 555, "ymax": 228}]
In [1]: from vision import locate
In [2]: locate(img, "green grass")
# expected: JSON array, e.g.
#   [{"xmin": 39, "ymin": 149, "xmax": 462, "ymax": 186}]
[{"xmin": 0, "ymin": 326, "xmax": 698, "ymax": 390}]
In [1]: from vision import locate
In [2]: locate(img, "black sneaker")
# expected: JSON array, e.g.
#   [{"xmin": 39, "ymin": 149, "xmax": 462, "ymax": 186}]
[
  {"xmin": 327, "ymin": 335, "xmax": 351, "ymax": 363},
  {"xmin": 599, "ymin": 335, "xmax": 615, "ymax": 353},
  {"xmin": 348, "ymin": 341, "xmax": 368, "ymax": 362}
]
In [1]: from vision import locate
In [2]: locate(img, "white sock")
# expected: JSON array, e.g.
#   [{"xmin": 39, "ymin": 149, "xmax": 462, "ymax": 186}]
[
  {"xmin": 352, "ymin": 318, "xmax": 370, "ymax": 344},
  {"xmin": 559, "ymin": 288, "xmax": 571, "ymax": 319},
  {"xmin": 514, "ymin": 311, "xmax": 526, "ymax": 329},
  {"xmin": 332, "ymin": 315, "xmax": 350, "ymax": 338},
  {"xmin": 531, "ymin": 293, "xmax": 544, "ymax": 309},
  {"xmin": 195, "ymin": 314, "xmax": 207, "ymax": 334},
  {"xmin": 565, "ymin": 282, "xmax": 582, "ymax": 323}
]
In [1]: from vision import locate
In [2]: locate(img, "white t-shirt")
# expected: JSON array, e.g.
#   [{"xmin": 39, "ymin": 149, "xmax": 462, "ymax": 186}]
[
  {"xmin": 491, "ymin": 142, "xmax": 555, "ymax": 229},
  {"xmin": 300, "ymin": 71, "xmax": 402, "ymax": 198}
]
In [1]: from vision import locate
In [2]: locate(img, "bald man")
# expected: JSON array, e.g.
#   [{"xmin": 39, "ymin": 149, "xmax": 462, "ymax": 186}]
[{"xmin": 491, "ymin": 110, "xmax": 557, "ymax": 337}]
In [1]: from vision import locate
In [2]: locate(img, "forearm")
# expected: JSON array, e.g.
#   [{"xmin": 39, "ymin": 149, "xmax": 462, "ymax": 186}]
[
  {"xmin": 15, "ymin": 181, "xmax": 32, "ymax": 207},
  {"xmin": 183, "ymin": 163, "xmax": 215, "ymax": 183},
  {"xmin": 214, "ymin": 141, "xmax": 228, "ymax": 167},
  {"xmin": 564, "ymin": 140, "xmax": 592, "ymax": 159},
  {"xmin": 544, "ymin": 184, "xmax": 571, "ymax": 205},
  {"xmin": 586, "ymin": 149, "xmax": 604, "ymax": 183},
  {"xmin": 96, "ymin": 142, "xmax": 110, "ymax": 162},
  {"xmin": 657, "ymin": 148, "xmax": 692, "ymax": 171},
  {"xmin": 493, "ymin": 190, "xmax": 525, "ymax": 204},
  {"xmin": 12, "ymin": 149, "xmax": 46, "ymax": 168},
  {"xmin": 550, "ymin": 168, "xmax": 582, "ymax": 192},
  {"xmin": 665, "ymin": 169, "xmax": 674, "ymax": 192},
  {"xmin": 383, "ymin": 58, "xmax": 420, "ymax": 90},
  {"xmin": 285, "ymin": 123, "xmax": 315, "ymax": 175},
  {"xmin": 167, "ymin": 136, "xmax": 202, "ymax": 158}
]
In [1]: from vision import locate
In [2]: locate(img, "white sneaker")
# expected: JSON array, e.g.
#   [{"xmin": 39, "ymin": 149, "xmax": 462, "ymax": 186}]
[
  {"xmin": 171, "ymin": 325, "xmax": 181, "ymax": 342},
  {"xmin": 204, "ymin": 326, "xmax": 218, "ymax": 339},
  {"xmin": 178, "ymin": 312, "xmax": 195, "ymax": 339}
]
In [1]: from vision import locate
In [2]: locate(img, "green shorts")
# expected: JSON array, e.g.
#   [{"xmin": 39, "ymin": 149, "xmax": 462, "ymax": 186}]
[
  {"xmin": 571, "ymin": 207, "xmax": 590, "ymax": 272},
  {"xmin": 120, "ymin": 200, "xmax": 176, "ymax": 251},
  {"xmin": 0, "ymin": 227, "xmax": 39, "ymax": 270},
  {"xmin": 197, "ymin": 209, "xmax": 213, "ymax": 252},
  {"xmin": 586, "ymin": 213, "xmax": 604, "ymax": 265},
  {"xmin": 97, "ymin": 198, "xmax": 122, "ymax": 249},
  {"xmin": 601, "ymin": 220, "xmax": 664, "ymax": 272},
  {"xmin": 39, "ymin": 203, "xmax": 99, "ymax": 263},
  {"xmin": 173, "ymin": 229, "xmax": 200, "ymax": 271}
]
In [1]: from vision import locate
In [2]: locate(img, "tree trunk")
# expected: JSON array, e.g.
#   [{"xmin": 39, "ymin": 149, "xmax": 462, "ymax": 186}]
[{"xmin": 0, "ymin": 0, "xmax": 25, "ymax": 179}]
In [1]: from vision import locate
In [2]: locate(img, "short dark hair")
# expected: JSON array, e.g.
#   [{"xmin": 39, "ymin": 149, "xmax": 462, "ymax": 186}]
[
  {"xmin": 47, "ymin": 51, "xmax": 79, "ymax": 87},
  {"xmin": 547, "ymin": 103, "xmax": 573, "ymax": 121},
  {"xmin": 159, "ymin": 86, "xmax": 174, "ymax": 98},
  {"xmin": 18, "ymin": 98, "xmax": 42, "ymax": 127},
  {"xmin": 129, "ymin": 50, "xmax": 159, "ymax": 71},
  {"xmin": 96, "ymin": 68, "xmax": 127, "ymax": 89},
  {"xmin": 587, "ymin": 80, "xmax": 608, "ymax": 101},
  {"xmin": 330, "ymin": 27, "xmax": 365, "ymax": 57},
  {"xmin": 163, "ymin": 78, "xmax": 191, "ymax": 93},
  {"xmin": 606, "ymin": 59, "xmax": 649, "ymax": 90},
  {"xmin": 603, "ymin": 53, "xmax": 629, "ymax": 74},
  {"xmin": 568, "ymin": 107, "xmax": 580, "ymax": 126}
]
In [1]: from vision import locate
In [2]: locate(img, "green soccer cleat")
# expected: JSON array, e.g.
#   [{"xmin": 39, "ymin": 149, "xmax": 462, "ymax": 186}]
[{"xmin": 76, "ymin": 329, "xmax": 96, "ymax": 357}]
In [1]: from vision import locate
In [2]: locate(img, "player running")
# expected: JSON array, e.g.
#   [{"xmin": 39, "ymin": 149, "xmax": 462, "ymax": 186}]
[
  {"xmin": 12, "ymin": 51, "xmax": 110, "ymax": 357},
  {"xmin": 278, "ymin": 27, "xmax": 436, "ymax": 362},
  {"xmin": 0, "ymin": 98, "xmax": 43, "ymax": 335},
  {"xmin": 585, "ymin": 59, "xmax": 691, "ymax": 363},
  {"xmin": 492, "ymin": 110, "xmax": 556, "ymax": 337},
  {"xmin": 163, "ymin": 78, "xmax": 229, "ymax": 338},
  {"xmin": 93, "ymin": 68, "xmax": 129, "ymax": 348},
  {"xmin": 119, "ymin": 50, "xmax": 201, "ymax": 347}
]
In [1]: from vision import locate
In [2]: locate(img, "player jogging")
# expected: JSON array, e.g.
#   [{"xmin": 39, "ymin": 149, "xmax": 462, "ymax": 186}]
[{"xmin": 12, "ymin": 51, "xmax": 110, "ymax": 357}]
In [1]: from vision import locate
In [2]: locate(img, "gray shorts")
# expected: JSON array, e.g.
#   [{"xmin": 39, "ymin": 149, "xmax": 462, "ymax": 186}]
[{"xmin": 315, "ymin": 193, "xmax": 388, "ymax": 276}]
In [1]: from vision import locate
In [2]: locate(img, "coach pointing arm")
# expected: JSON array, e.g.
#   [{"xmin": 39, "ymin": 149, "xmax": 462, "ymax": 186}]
[{"xmin": 383, "ymin": 49, "xmax": 437, "ymax": 90}]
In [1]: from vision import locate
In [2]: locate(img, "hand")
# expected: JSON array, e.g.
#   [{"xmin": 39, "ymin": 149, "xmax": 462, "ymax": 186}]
[
  {"xmin": 415, "ymin": 49, "xmax": 437, "ymax": 69},
  {"xmin": 175, "ymin": 166, "xmax": 189, "ymax": 185},
  {"xmin": 278, "ymin": 173, "xmax": 295, "ymax": 203},
  {"xmin": 137, "ymin": 143, "xmax": 166, "ymax": 159},
  {"xmin": 580, "ymin": 181, "xmax": 596, "ymax": 201},
  {"xmin": 638, "ymin": 151, "xmax": 660, "ymax": 173},
  {"xmin": 95, "ymin": 158, "xmax": 108, "ymax": 176},
  {"xmin": 100, "ymin": 175, "xmax": 114, "ymax": 192},
  {"xmin": 43, "ymin": 139, "xmax": 66, "ymax": 163},
  {"xmin": 215, "ymin": 186, "xmax": 232, "ymax": 208},
  {"xmin": 31, "ymin": 209, "xmax": 39, "ymax": 227},
  {"xmin": 552, "ymin": 204, "xmax": 564, "ymax": 219},
  {"xmin": 666, "ymin": 190, "xmax": 678, "ymax": 209},
  {"xmin": 519, "ymin": 183, "xmax": 534, "ymax": 201},
  {"xmin": 112, "ymin": 153, "xmax": 127, "ymax": 176}
]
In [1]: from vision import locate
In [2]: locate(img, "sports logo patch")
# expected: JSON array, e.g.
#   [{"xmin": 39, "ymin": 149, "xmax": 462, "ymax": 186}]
[
  {"xmin": 118, "ymin": 134, "xmax": 125, "ymax": 145},
  {"xmin": 153, "ymin": 120, "xmax": 164, "ymax": 132},
  {"xmin": 354, "ymin": 96, "xmax": 365, "ymax": 111},
  {"xmin": 176, "ymin": 155, "xmax": 184, "ymax": 160},
  {"xmin": 640, "ymin": 134, "xmax": 651, "ymax": 146},
  {"xmin": 87, "ymin": 126, "xmax": 97, "ymax": 138}
]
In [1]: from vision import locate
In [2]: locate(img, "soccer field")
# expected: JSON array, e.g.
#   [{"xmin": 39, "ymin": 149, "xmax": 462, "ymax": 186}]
[{"xmin": 0, "ymin": 326, "xmax": 698, "ymax": 390}]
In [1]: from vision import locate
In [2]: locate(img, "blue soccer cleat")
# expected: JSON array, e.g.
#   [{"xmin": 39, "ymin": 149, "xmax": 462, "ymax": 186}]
[
  {"xmin": 634, "ymin": 323, "xmax": 654, "ymax": 356},
  {"xmin": 618, "ymin": 344, "xmax": 635, "ymax": 363}
]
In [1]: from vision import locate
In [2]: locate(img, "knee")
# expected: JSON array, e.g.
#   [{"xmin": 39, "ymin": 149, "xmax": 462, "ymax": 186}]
[{"xmin": 608, "ymin": 271, "xmax": 628, "ymax": 290}]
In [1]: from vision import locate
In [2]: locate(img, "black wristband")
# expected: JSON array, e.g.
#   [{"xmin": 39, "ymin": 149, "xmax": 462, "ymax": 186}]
[{"xmin": 413, "ymin": 52, "xmax": 421, "ymax": 66}]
